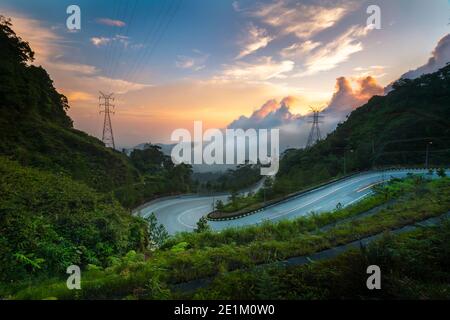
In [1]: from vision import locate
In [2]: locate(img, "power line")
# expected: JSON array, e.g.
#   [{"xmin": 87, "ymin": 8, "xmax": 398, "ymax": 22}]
[
  {"xmin": 97, "ymin": 0, "xmax": 183, "ymax": 146},
  {"xmin": 107, "ymin": 0, "xmax": 139, "ymax": 93},
  {"xmin": 118, "ymin": 1, "xmax": 173, "ymax": 87},
  {"xmin": 103, "ymin": 0, "xmax": 123, "ymax": 87},
  {"xmin": 105, "ymin": 0, "xmax": 135, "ymax": 92},
  {"xmin": 123, "ymin": 0, "xmax": 183, "ymax": 90},
  {"xmin": 108, "ymin": 0, "xmax": 139, "ymax": 88}
]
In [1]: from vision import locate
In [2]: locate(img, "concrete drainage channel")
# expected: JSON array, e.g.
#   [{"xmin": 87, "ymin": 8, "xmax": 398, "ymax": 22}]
[{"xmin": 171, "ymin": 211, "xmax": 450, "ymax": 293}]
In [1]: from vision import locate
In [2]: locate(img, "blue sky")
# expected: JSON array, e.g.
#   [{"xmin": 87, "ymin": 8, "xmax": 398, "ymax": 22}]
[{"xmin": 1, "ymin": 0, "xmax": 449, "ymax": 147}]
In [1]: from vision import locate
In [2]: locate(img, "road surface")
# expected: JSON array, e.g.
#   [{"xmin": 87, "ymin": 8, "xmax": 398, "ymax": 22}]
[{"xmin": 136, "ymin": 169, "xmax": 446, "ymax": 234}]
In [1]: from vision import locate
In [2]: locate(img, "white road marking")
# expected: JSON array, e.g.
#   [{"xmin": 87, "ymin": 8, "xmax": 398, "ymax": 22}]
[
  {"xmin": 176, "ymin": 205, "xmax": 211, "ymax": 229},
  {"xmin": 263, "ymin": 174, "xmax": 381, "ymax": 221},
  {"xmin": 141, "ymin": 198, "xmax": 201, "ymax": 216}
]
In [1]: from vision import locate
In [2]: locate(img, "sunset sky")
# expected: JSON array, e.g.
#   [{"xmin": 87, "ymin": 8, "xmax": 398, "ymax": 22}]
[{"xmin": 1, "ymin": 0, "xmax": 449, "ymax": 148}]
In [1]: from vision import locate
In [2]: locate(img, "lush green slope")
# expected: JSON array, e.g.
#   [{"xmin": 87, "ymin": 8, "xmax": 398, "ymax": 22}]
[
  {"xmin": 0, "ymin": 16, "xmax": 139, "ymax": 193},
  {"xmin": 0, "ymin": 16, "xmax": 191, "ymax": 286},
  {"xmin": 274, "ymin": 66, "xmax": 450, "ymax": 195},
  {"xmin": 0, "ymin": 157, "xmax": 148, "ymax": 283},
  {"xmin": 0, "ymin": 16, "xmax": 193, "ymax": 209}
]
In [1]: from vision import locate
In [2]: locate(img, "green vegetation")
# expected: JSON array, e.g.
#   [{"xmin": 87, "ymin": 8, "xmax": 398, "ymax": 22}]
[
  {"xmin": 0, "ymin": 17, "xmax": 138, "ymax": 194},
  {"xmin": 0, "ymin": 16, "xmax": 192, "ymax": 210},
  {"xmin": 193, "ymin": 163, "xmax": 261, "ymax": 193},
  {"xmin": 195, "ymin": 217, "xmax": 211, "ymax": 233},
  {"xmin": 114, "ymin": 144, "xmax": 193, "ymax": 208},
  {"xmin": 273, "ymin": 65, "xmax": 450, "ymax": 197},
  {"xmin": 208, "ymin": 177, "xmax": 277, "ymax": 219},
  {"xmin": 190, "ymin": 220, "xmax": 450, "ymax": 299},
  {"xmin": 0, "ymin": 15, "xmax": 185, "ymax": 289},
  {"xmin": 0, "ymin": 157, "xmax": 148, "ymax": 283},
  {"xmin": 145, "ymin": 213, "xmax": 169, "ymax": 250},
  {"xmin": 5, "ymin": 176, "xmax": 449, "ymax": 299}
]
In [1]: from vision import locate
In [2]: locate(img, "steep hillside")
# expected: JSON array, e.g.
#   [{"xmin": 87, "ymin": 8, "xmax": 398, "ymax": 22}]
[
  {"xmin": 0, "ymin": 16, "xmax": 138, "ymax": 192},
  {"xmin": 274, "ymin": 65, "xmax": 450, "ymax": 195},
  {"xmin": 0, "ymin": 16, "xmax": 190, "ymax": 284},
  {"xmin": 0, "ymin": 156, "xmax": 148, "ymax": 282}
]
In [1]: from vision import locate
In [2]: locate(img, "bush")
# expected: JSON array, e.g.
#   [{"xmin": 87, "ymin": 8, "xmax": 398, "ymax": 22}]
[{"xmin": 0, "ymin": 157, "xmax": 148, "ymax": 282}]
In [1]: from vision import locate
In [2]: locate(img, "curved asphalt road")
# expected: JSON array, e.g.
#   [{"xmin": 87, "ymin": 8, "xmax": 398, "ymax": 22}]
[{"xmin": 136, "ymin": 169, "xmax": 446, "ymax": 234}]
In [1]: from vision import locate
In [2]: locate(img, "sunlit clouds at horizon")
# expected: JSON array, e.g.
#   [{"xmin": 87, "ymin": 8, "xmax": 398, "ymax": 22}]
[{"xmin": 1, "ymin": 0, "xmax": 449, "ymax": 147}]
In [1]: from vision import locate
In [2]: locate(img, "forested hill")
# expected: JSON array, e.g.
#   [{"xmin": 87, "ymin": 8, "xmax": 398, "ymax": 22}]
[
  {"xmin": 274, "ymin": 64, "xmax": 450, "ymax": 196},
  {"xmin": 0, "ymin": 16, "xmax": 138, "ymax": 192},
  {"xmin": 0, "ymin": 16, "xmax": 192, "ymax": 283}
]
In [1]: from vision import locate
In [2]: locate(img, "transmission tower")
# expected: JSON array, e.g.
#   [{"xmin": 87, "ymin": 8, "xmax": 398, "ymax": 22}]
[
  {"xmin": 99, "ymin": 91, "xmax": 116, "ymax": 149},
  {"xmin": 306, "ymin": 107, "xmax": 323, "ymax": 148}
]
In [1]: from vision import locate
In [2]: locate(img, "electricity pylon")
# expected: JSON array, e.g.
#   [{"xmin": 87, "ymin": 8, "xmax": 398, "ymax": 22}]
[
  {"xmin": 99, "ymin": 91, "xmax": 116, "ymax": 149},
  {"xmin": 306, "ymin": 107, "xmax": 323, "ymax": 148}
]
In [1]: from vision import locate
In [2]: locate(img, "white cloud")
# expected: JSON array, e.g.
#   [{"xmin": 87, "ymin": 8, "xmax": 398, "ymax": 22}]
[
  {"xmin": 227, "ymin": 96, "xmax": 307, "ymax": 150},
  {"xmin": 236, "ymin": 24, "xmax": 273, "ymax": 59},
  {"xmin": 50, "ymin": 62, "xmax": 98, "ymax": 75},
  {"xmin": 228, "ymin": 96, "xmax": 301, "ymax": 130},
  {"xmin": 254, "ymin": 0, "xmax": 353, "ymax": 39},
  {"xmin": 175, "ymin": 50, "xmax": 209, "ymax": 71},
  {"xmin": 227, "ymin": 75, "xmax": 384, "ymax": 149},
  {"xmin": 90, "ymin": 36, "xmax": 110, "ymax": 47},
  {"xmin": 90, "ymin": 34, "xmax": 131, "ymax": 48},
  {"xmin": 295, "ymin": 26, "xmax": 370, "ymax": 77},
  {"xmin": 232, "ymin": 1, "xmax": 241, "ymax": 12},
  {"xmin": 220, "ymin": 57, "xmax": 294, "ymax": 81},
  {"xmin": 400, "ymin": 33, "xmax": 450, "ymax": 79},
  {"xmin": 281, "ymin": 40, "xmax": 321, "ymax": 58},
  {"xmin": 4, "ymin": 12, "xmax": 150, "ymax": 97},
  {"xmin": 353, "ymin": 65, "xmax": 387, "ymax": 78},
  {"xmin": 95, "ymin": 18, "xmax": 126, "ymax": 27}
]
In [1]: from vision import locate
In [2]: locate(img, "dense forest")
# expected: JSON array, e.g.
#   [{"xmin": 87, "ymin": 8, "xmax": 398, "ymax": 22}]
[
  {"xmin": 192, "ymin": 163, "xmax": 262, "ymax": 193},
  {"xmin": 0, "ymin": 15, "xmax": 192, "ymax": 283},
  {"xmin": 271, "ymin": 64, "xmax": 450, "ymax": 197},
  {"xmin": 0, "ymin": 15, "xmax": 194, "ymax": 208}
]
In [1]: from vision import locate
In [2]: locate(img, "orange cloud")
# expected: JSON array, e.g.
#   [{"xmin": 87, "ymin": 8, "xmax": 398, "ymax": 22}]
[
  {"xmin": 326, "ymin": 75, "xmax": 384, "ymax": 114},
  {"xmin": 3, "ymin": 13, "xmax": 62, "ymax": 65},
  {"xmin": 252, "ymin": 99, "xmax": 279, "ymax": 118},
  {"xmin": 63, "ymin": 90, "xmax": 96, "ymax": 103}
]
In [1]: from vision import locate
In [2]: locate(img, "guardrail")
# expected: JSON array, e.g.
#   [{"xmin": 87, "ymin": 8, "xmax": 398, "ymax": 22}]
[{"xmin": 207, "ymin": 167, "xmax": 449, "ymax": 222}]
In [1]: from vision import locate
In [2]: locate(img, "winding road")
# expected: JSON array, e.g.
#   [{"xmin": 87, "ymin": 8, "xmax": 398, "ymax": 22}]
[{"xmin": 136, "ymin": 169, "xmax": 445, "ymax": 234}]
